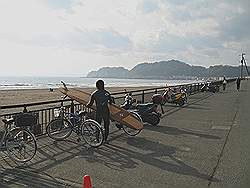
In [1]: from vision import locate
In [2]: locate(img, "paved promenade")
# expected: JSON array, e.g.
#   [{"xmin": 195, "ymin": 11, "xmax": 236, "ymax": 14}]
[{"xmin": 0, "ymin": 80, "xmax": 249, "ymax": 188}]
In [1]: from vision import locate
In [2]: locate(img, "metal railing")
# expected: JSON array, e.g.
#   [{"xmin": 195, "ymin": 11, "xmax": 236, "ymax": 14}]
[{"xmin": 0, "ymin": 78, "xmax": 236, "ymax": 136}]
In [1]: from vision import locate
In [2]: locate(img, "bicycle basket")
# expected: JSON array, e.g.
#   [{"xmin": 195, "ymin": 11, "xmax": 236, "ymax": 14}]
[{"xmin": 15, "ymin": 113, "xmax": 38, "ymax": 127}]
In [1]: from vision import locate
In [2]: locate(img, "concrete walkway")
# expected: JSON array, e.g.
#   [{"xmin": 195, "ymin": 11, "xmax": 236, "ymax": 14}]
[{"xmin": 0, "ymin": 80, "xmax": 249, "ymax": 188}]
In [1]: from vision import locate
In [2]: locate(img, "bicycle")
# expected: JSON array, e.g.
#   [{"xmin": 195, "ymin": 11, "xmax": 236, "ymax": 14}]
[
  {"xmin": 46, "ymin": 98, "xmax": 104, "ymax": 148},
  {"xmin": 0, "ymin": 113, "xmax": 37, "ymax": 163},
  {"xmin": 118, "ymin": 111, "xmax": 143, "ymax": 136}
]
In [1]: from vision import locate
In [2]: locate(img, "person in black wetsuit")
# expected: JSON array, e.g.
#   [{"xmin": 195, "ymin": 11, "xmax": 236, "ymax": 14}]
[{"xmin": 86, "ymin": 80, "xmax": 111, "ymax": 142}]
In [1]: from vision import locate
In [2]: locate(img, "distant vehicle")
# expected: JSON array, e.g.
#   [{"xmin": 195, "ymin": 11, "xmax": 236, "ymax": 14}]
[
  {"xmin": 162, "ymin": 87, "xmax": 187, "ymax": 106},
  {"xmin": 119, "ymin": 91, "xmax": 163, "ymax": 126},
  {"xmin": 200, "ymin": 82, "xmax": 219, "ymax": 93}
]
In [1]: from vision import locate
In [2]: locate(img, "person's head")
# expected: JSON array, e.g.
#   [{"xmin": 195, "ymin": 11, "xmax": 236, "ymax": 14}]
[{"xmin": 96, "ymin": 80, "xmax": 105, "ymax": 90}]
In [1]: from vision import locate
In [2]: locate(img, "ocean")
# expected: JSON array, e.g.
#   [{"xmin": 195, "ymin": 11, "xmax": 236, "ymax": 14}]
[{"xmin": 0, "ymin": 77, "xmax": 200, "ymax": 90}]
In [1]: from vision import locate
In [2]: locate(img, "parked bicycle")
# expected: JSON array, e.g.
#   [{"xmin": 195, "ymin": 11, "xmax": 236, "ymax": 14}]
[
  {"xmin": 0, "ymin": 113, "xmax": 37, "ymax": 163},
  {"xmin": 46, "ymin": 97, "xmax": 104, "ymax": 147}
]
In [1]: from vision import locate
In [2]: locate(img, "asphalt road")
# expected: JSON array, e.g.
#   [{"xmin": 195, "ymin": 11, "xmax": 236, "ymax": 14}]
[{"xmin": 0, "ymin": 80, "xmax": 249, "ymax": 188}]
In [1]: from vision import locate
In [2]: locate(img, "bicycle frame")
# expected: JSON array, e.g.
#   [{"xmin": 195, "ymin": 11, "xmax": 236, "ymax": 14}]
[
  {"xmin": 66, "ymin": 112, "xmax": 82, "ymax": 134},
  {"xmin": 57, "ymin": 108, "xmax": 86, "ymax": 136}
]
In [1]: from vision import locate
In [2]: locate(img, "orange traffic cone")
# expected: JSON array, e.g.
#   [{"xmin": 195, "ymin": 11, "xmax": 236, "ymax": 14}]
[{"xmin": 83, "ymin": 175, "xmax": 92, "ymax": 188}]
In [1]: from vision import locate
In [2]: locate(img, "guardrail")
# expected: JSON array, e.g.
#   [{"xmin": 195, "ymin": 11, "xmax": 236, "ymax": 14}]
[{"xmin": 0, "ymin": 78, "xmax": 236, "ymax": 136}]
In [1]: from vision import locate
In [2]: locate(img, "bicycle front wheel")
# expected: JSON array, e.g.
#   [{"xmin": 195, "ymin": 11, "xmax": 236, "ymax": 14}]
[
  {"xmin": 122, "ymin": 111, "xmax": 142, "ymax": 136},
  {"xmin": 46, "ymin": 118, "xmax": 73, "ymax": 140},
  {"xmin": 81, "ymin": 120, "xmax": 104, "ymax": 147},
  {"xmin": 6, "ymin": 128, "xmax": 37, "ymax": 163}
]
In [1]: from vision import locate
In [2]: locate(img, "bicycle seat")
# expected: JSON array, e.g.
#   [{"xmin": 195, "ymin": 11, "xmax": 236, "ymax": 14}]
[
  {"xmin": 78, "ymin": 111, "xmax": 88, "ymax": 117},
  {"xmin": 2, "ymin": 118, "xmax": 14, "ymax": 125}
]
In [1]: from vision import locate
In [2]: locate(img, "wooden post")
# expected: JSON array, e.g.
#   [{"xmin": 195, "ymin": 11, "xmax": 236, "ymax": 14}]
[{"xmin": 70, "ymin": 100, "xmax": 74, "ymax": 113}]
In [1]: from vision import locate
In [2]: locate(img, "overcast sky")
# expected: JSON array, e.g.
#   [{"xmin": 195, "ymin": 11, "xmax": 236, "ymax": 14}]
[{"xmin": 0, "ymin": 0, "xmax": 249, "ymax": 76}]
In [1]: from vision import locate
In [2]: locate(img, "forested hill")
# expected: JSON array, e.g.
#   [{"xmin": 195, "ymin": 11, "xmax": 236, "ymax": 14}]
[{"xmin": 87, "ymin": 60, "xmax": 246, "ymax": 79}]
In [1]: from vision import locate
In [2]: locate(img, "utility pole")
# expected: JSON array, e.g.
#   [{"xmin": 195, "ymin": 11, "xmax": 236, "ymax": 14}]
[{"xmin": 240, "ymin": 53, "xmax": 249, "ymax": 78}]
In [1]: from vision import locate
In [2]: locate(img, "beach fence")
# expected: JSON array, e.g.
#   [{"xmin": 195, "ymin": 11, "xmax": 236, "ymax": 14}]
[{"xmin": 0, "ymin": 79, "xmax": 236, "ymax": 137}]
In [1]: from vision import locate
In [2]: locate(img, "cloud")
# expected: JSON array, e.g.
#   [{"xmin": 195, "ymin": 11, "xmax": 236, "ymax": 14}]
[
  {"xmin": 220, "ymin": 11, "xmax": 250, "ymax": 41},
  {"xmin": 137, "ymin": 0, "xmax": 160, "ymax": 14},
  {"xmin": 0, "ymin": 0, "xmax": 249, "ymax": 76},
  {"xmin": 45, "ymin": 0, "xmax": 77, "ymax": 10}
]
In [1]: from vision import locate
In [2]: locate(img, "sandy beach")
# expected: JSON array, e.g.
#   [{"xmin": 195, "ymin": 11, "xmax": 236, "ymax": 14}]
[{"xmin": 0, "ymin": 86, "xmax": 157, "ymax": 106}]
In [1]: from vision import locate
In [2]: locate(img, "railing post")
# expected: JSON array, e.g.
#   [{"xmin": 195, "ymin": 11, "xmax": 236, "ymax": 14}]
[
  {"xmin": 155, "ymin": 89, "xmax": 157, "ymax": 94},
  {"xmin": 142, "ymin": 91, "xmax": 145, "ymax": 103},
  {"xmin": 70, "ymin": 100, "xmax": 74, "ymax": 113},
  {"xmin": 23, "ymin": 106, "xmax": 28, "ymax": 113}
]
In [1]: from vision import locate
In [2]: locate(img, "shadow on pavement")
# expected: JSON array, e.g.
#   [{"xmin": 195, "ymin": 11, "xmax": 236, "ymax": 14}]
[
  {"xmin": 162, "ymin": 93, "xmax": 213, "ymax": 117},
  {"xmin": 102, "ymin": 137, "xmax": 219, "ymax": 182},
  {"xmin": 144, "ymin": 125, "xmax": 221, "ymax": 140},
  {"xmin": 0, "ymin": 131, "xmax": 219, "ymax": 187},
  {"xmin": 83, "ymin": 144, "xmax": 138, "ymax": 171},
  {"xmin": 0, "ymin": 139, "xmax": 90, "ymax": 187},
  {"xmin": 0, "ymin": 131, "xmax": 128, "ymax": 186},
  {"xmin": 74, "ymin": 136, "xmax": 218, "ymax": 182},
  {"xmin": 0, "ymin": 167, "xmax": 80, "ymax": 188},
  {"xmin": 180, "ymin": 105, "xmax": 210, "ymax": 110}
]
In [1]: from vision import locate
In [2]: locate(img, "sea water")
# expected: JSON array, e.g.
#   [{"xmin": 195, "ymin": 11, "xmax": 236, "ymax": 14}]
[{"xmin": 0, "ymin": 77, "xmax": 200, "ymax": 90}]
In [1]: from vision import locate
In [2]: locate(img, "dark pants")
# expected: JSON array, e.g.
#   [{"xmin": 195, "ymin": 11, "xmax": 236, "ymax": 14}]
[
  {"xmin": 96, "ymin": 108, "xmax": 110, "ymax": 141},
  {"xmin": 237, "ymin": 83, "xmax": 240, "ymax": 91},
  {"xmin": 223, "ymin": 83, "xmax": 226, "ymax": 90}
]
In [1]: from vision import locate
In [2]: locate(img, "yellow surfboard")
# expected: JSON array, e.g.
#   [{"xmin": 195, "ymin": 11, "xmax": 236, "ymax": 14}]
[{"xmin": 59, "ymin": 86, "xmax": 143, "ymax": 130}]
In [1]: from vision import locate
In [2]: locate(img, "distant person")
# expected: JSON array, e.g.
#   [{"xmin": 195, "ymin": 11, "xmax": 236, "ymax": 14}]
[
  {"xmin": 236, "ymin": 77, "xmax": 241, "ymax": 91},
  {"xmin": 86, "ymin": 80, "xmax": 112, "ymax": 142},
  {"xmin": 222, "ymin": 76, "xmax": 227, "ymax": 91}
]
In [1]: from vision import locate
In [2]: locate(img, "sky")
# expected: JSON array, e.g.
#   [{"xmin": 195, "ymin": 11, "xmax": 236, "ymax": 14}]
[{"xmin": 0, "ymin": 0, "xmax": 249, "ymax": 76}]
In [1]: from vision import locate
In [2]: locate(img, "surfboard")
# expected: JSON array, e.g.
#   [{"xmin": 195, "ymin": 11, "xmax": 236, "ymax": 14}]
[{"xmin": 59, "ymin": 86, "xmax": 143, "ymax": 130}]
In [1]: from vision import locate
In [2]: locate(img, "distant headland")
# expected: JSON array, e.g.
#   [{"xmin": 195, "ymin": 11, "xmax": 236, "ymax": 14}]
[{"xmin": 87, "ymin": 60, "xmax": 247, "ymax": 79}]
